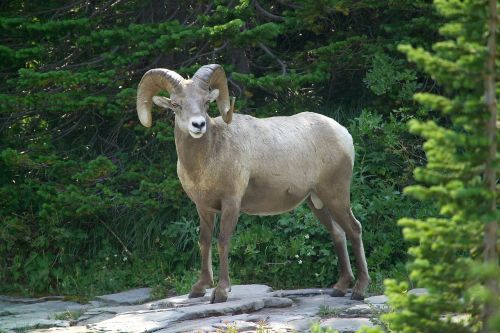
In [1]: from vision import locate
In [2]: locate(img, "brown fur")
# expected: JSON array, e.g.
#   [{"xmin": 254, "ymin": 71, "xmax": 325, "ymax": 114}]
[
  {"xmin": 136, "ymin": 65, "xmax": 371, "ymax": 303},
  {"xmin": 174, "ymin": 112, "xmax": 371, "ymax": 302}
]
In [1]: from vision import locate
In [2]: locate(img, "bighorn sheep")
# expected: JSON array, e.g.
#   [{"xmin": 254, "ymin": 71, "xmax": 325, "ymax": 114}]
[{"xmin": 136, "ymin": 64, "xmax": 370, "ymax": 303}]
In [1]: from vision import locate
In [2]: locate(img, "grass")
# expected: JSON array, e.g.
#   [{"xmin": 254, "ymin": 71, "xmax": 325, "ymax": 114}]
[
  {"xmin": 12, "ymin": 324, "xmax": 54, "ymax": 332},
  {"xmin": 317, "ymin": 304, "xmax": 343, "ymax": 318},
  {"xmin": 150, "ymin": 269, "xmax": 199, "ymax": 300},
  {"xmin": 62, "ymin": 295, "xmax": 90, "ymax": 304},
  {"xmin": 310, "ymin": 322, "xmax": 339, "ymax": 333},
  {"xmin": 52, "ymin": 309, "xmax": 86, "ymax": 321},
  {"xmin": 214, "ymin": 320, "xmax": 269, "ymax": 333}
]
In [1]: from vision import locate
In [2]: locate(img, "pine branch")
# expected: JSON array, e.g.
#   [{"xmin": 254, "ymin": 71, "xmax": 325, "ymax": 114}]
[
  {"xmin": 253, "ymin": 0, "xmax": 284, "ymax": 21},
  {"xmin": 258, "ymin": 42, "xmax": 286, "ymax": 75}
]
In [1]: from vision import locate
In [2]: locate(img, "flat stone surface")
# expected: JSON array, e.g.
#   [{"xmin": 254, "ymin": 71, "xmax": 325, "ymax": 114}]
[
  {"xmin": 0, "ymin": 300, "xmax": 88, "ymax": 315},
  {"xmin": 226, "ymin": 284, "xmax": 273, "ymax": 297},
  {"xmin": 0, "ymin": 300, "xmax": 90, "ymax": 331},
  {"xmin": 0, "ymin": 318, "xmax": 69, "ymax": 331},
  {"xmin": 364, "ymin": 294, "xmax": 388, "ymax": 304},
  {"xmin": 0, "ymin": 295, "xmax": 65, "ymax": 304},
  {"xmin": 273, "ymin": 288, "xmax": 334, "ymax": 298},
  {"xmin": 88, "ymin": 309, "xmax": 184, "ymax": 332},
  {"xmin": 148, "ymin": 284, "xmax": 273, "ymax": 310},
  {"xmin": 176, "ymin": 298, "xmax": 268, "ymax": 320},
  {"xmin": 155, "ymin": 313, "xmax": 266, "ymax": 333},
  {"xmin": 341, "ymin": 304, "xmax": 373, "ymax": 318},
  {"xmin": 22, "ymin": 327, "xmax": 90, "ymax": 333},
  {"xmin": 2, "ymin": 284, "xmax": 386, "ymax": 333},
  {"xmin": 322, "ymin": 317, "xmax": 374, "ymax": 332},
  {"xmin": 266, "ymin": 314, "xmax": 319, "ymax": 331},
  {"xmin": 263, "ymin": 297, "xmax": 294, "ymax": 308},
  {"xmin": 95, "ymin": 287, "xmax": 152, "ymax": 305},
  {"xmin": 6, "ymin": 316, "xmax": 72, "ymax": 330},
  {"xmin": 278, "ymin": 294, "xmax": 359, "ymax": 316},
  {"xmin": 149, "ymin": 295, "xmax": 210, "ymax": 309},
  {"xmin": 363, "ymin": 294, "xmax": 389, "ymax": 312},
  {"xmin": 212, "ymin": 320, "xmax": 258, "ymax": 331}
]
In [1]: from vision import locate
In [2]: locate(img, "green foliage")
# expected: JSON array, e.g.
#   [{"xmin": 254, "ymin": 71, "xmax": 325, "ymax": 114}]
[
  {"xmin": 364, "ymin": 52, "xmax": 418, "ymax": 101},
  {"xmin": 310, "ymin": 322, "xmax": 339, "ymax": 333},
  {"xmin": 369, "ymin": 0, "xmax": 500, "ymax": 332},
  {"xmin": 52, "ymin": 309, "xmax": 85, "ymax": 321},
  {"xmin": 0, "ymin": 0, "xmax": 438, "ymax": 298},
  {"xmin": 317, "ymin": 304, "xmax": 342, "ymax": 318}
]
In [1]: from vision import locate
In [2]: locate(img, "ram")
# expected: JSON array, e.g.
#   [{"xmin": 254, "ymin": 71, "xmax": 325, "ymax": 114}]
[{"xmin": 136, "ymin": 64, "xmax": 370, "ymax": 303}]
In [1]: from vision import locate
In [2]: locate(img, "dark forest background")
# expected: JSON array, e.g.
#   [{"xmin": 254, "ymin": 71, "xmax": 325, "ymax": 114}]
[{"xmin": 0, "ymin": 0, "xmax": 441, "ymax": 298}]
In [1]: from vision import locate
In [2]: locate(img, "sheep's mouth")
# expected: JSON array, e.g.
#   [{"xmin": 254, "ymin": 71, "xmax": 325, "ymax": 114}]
[{"xmin": 189, "ymin": 129, "xmax": 204, "ymax": 138}]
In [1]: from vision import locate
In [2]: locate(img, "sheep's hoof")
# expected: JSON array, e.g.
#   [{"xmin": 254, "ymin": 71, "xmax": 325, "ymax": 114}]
[
  {"xmin": 188, "ymin": 290, "xmax": 206, "ymax": 298},
  {"xmin": 331, "ymin": 288, "xmax": 346, "ymax": 297},
  {"xmin": 210, "ymin": 287, "xmax": 228, "ymax": 303},
  {"xmin": 350, "ymin": 292, "xmax": 365, "ymax": 301}
]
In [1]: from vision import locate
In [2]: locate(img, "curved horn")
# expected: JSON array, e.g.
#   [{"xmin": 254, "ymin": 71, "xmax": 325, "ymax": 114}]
[
  {"xmin": 136, "ymin": 69, "xmax": 184, "ymax": 127},
  {"xmin": 192, "ymin": 64, "xmax": 235, "ymax": 124}
]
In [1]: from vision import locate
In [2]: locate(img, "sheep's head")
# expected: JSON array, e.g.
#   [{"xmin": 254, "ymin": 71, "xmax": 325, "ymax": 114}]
[{"xmin": 136, "ymin": 64, "xmax": 235, "ymax": 139}]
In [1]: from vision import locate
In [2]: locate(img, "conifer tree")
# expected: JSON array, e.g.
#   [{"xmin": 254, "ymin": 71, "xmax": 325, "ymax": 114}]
[{"xmin": 369, "ymin": 0, "xmax": 500, "ymax": 332}]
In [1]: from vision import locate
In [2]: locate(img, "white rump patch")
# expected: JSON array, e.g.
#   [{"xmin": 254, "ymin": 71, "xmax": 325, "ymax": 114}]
[{"xmin": 310, "ymin": 192, "xmax": 324, "ymax": 210}]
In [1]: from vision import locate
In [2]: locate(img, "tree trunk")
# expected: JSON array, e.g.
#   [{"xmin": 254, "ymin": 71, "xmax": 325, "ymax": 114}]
[{"xmin": 483, "ymin": 0, "xmax": 498, "ymax": 331}]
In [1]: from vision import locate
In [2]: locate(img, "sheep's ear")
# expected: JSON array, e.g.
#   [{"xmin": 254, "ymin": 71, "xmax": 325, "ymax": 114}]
[
  {"xmin": 208, "ymin": 89, "xmax": 219, "ymax": 102},
  {"xmin": 153, "ymin": 96, "xmax": 174, "ymax": 110}
]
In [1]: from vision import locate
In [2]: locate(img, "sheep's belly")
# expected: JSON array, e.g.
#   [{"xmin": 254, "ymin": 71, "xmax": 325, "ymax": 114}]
[{"xmin": 240, "ymin": 184, "xmax": 310, "ymax": 216}]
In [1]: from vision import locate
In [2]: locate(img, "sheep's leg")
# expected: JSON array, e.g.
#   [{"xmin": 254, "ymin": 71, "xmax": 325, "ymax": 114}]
[
  {"xmin": 188, "ymin": 208, "xmax": 215, "ymax": 298},
  {"xmin": 306, "ymin": 198, "xmax": 354, "ymax": 297},
  {"xmin": 211, "ymin": 198, "xmax": 240, "ymax": 303},
  {"xmin": 325, "ymin": 198, "xmax": 370, "ymax": 300}
]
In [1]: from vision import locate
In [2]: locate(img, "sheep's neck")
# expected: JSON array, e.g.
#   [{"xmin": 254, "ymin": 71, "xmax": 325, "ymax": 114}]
[{"xmin": 174, "ymin": 121, "xmax": 214, "ymax": 178}]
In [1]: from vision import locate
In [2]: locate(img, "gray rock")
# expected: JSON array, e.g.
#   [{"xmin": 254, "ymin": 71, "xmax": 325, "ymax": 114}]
[
  {"xmin": 148, "ymin": 295, "xmax": 210, "ymax": 309},
  {"xmin": 273, "ymin": 288, "xmax": 334, "ymax": 298},
  {"xmin": 212, "ymin": 320, "xmax": 258, "ymax": 331},
  {"xmin": 88, "ymin": 309, "xmax": 184, "ymax": 332},
  {"xmin": 0, "ymin": 300, "xmax": 87, "ymax": 316},
  {"xmin": 0, "ymin": 295, "xmax": 64, "ymax": 304},
  {"xmin": 149, "ymin": 284, "xmax": 273, "ymax": 310},
  {"xmin": 364, "ymin": 295, "xmax": 389, "ymax": 312},
  {"xmin": 289, "ymin": 294, "xmax": 360, "ymax": 317},
  {"xmin": 266, "ymin": 314, "xmax": 318, "ymax": 331},
  {"xmin": 89, "ymin": 295, "xmax": 293, "ymax": 332},
  {"xmin": 0, "ymin": 317, "xmax": 69, "ymax": 331},
  {"xmin": 226, "ymin": 284, "xmax": 274, "ymax": 298},
  {"xmin": 75, "ymin": 312, "xmax": 116, "ymax": 325},
  {"xmin": 155, "ymin": 313, "xmax": 265, "ymax": 333},
  {"xmin": 23, "ymin": 327, "xmax": 91, "ymax": 333},
  {"xmin": 341, "ymin": 304, "xmax": 373, "ymax": 318},
  {"xmin": 263, "ymin": 297, "xmax": 294, "ymax": 308},
  {"xmin": 0, "ymin": 300, "xmax": 90, "ymax": 332},
  {"xmin": 94, "ymin": 287, "xmax": 152, "ymax": 305},
  {"xmin": 364, "ymin": 295, "xmax": 388, "ymax": 305},
  {"xmin": 1, "ymin": 284, "xmax": 388, "ymax": 333},
  {"xmin": 321, "ymin": 317, "xmax": 374, "ymax": 332},
  {"xmin": 177, "ymin": 298, "xmax": 268, "ymax": 320}
]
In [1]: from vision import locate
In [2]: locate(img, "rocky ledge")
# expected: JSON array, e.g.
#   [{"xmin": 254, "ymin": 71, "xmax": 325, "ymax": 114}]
[{"xmin": 0, "ymin": 285, "xmax": 424, "ymax": 332}]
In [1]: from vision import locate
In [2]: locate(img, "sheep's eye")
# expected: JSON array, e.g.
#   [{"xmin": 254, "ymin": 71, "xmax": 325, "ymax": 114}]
[{"xmin": 171, "ymin": 102, "xmax": 181, "ymax": 109}]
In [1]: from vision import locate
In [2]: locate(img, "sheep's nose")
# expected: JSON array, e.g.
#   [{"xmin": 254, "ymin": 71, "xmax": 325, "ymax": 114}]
[{"xmin": 192, "ymin": 120, "xmax": 206, "ymax": 129}]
